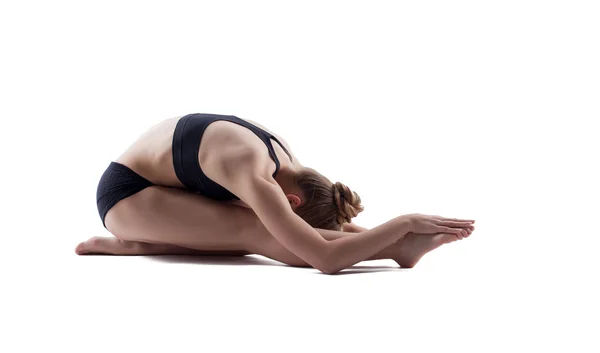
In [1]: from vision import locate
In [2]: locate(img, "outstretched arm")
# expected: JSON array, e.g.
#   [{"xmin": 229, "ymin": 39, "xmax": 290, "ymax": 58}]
[
  {"xmin": 238, "ymin": 175, "xmax": 412, "ymax": 274},
  {"xmin": 342, "ymin": 222, "xmax": 369, "ymax": 233},
  {"xmin": 213, "ymin": 154, "xmax": 409, "ymax": 274},
  {"xmin": 219, "ymin": 154, "xmax": 471, "ymax": 274}
]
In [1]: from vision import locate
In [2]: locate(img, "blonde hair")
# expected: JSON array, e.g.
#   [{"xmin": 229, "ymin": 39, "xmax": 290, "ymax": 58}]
[{"xmin": 293, "ymin": 168, "xmax": 364, "ymax": 230}]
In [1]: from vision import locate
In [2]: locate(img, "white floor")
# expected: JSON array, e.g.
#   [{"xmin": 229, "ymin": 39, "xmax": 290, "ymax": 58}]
[
  {"xmin": 4, "ymin": 222, "xmax": 598, "ymax": 353},
  {"xmin": 2, "ymin": 1, "xmax": 599, "ymax": 351}
]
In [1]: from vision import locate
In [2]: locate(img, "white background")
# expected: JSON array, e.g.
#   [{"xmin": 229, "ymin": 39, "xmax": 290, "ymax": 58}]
[{"xmin": 1, "ymin": 1, "xmax": 598, "ymax": 352}]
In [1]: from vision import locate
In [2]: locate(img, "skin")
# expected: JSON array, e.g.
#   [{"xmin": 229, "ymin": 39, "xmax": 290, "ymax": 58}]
[
  {"xmin": 77, "ymin": 227, "xmax": 474, "ymax": 268},
  {"xmin": 76, "ymin": 115, "xmax": 475, "ymax": 274}
]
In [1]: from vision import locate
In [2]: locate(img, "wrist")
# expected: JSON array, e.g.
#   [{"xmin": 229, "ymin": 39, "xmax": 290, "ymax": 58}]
[{"xmin": 394, "ymin": 215, "xmax": 413, "ymax": 239}]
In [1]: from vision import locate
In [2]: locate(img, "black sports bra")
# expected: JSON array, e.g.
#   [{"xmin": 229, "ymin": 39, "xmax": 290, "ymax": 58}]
[{"xmin": 172, "ymin": 113, "xmax": 293, "ymax": 200}]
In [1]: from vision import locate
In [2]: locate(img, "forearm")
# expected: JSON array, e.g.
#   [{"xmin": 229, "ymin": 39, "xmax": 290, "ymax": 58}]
[
  {"xmin": 341, "ymin": 222, "xmax": 369, "ymax": 233},
  {"xmin": 313, "ymin": 227, "xmax": 396, "ymax": 262},
  {"xmin": 316, "ymin": 226, "xmax": 367, "ymax": 240},
  {"xmin": 351, "ymin": 224, "xmax": 369, "ymax": 233},
  {"xmin": 320, "ymin": 216, "xmax": 412, "ymax": 273}
]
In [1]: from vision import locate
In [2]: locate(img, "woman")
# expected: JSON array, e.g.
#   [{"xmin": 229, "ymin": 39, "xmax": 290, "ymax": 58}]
[{"xmin": 76, "ymin": 113, "xmax": 475, "ymax": 274}]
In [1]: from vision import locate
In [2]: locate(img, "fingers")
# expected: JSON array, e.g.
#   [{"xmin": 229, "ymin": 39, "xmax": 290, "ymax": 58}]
[
  {"xmin": 438, "ymin": 226, "xmax": 467, "ymax": 238},
  {"xmin": 439, "ymin": 226, "xmax": 474, "ymax": 240},
  {"xmin": 432, "ymin": 216, "xmax": 475, "ymax": 240},
  {"xmin": 436, "ymin": 220, "xmax": 474, "ymax": 228},
  {"xmin": 434, "ymin": 216, "xmax": 475, "ymax": 223}
]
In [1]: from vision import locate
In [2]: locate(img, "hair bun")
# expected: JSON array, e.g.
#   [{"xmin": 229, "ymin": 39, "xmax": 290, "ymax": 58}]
[{"xmin": 333, "ymin": 182, "xmax": 364, "ymax": 225}]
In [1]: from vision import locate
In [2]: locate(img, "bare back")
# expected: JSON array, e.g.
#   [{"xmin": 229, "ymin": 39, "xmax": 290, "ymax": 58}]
[{"xmin": 115, "ymin": 115, "xmax": 299, "ymax": 189}]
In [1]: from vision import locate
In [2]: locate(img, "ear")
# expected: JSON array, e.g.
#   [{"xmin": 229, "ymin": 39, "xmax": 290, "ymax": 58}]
[{"xmin": 286, "ymin": 194, "xmax": 302, "ymax": 210}]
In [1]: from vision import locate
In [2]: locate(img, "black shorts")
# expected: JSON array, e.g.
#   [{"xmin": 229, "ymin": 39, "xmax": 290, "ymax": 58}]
[{"xmin": 96, "ymin": 162, "xmax": 153, "ymax": 228}]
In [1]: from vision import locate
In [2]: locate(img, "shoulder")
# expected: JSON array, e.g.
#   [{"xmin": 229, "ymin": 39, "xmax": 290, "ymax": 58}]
[
  {"xmin": 229, "ymin": 148, "xmax": 275, "ymax": 181},
  {"xmin": 216, "ymin": 150, "xmax": 286, "ymax": 213},
  {"xmin": 245, "ymin": 119, "xmax": 294, "ymax": 152},
  {"xmin": 205, "ymin": 146, "xmax": 275, "ymax": 187}
]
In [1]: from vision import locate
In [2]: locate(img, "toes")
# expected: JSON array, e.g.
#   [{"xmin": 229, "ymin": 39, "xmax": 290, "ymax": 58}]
[
  {"xmin": 454, "ymin": 227, "xmax": 474, "ymax": 241},
  {"xmin": 442, "ymin": 227, "xmax": 470, "ymax": 239},
  {"xmin": 75, "ymin": 237, "xmax": 102, "ymax": 255},
  {"xmin": 75, "ymin": 242, "xmax": 87, "ymax": 255}
]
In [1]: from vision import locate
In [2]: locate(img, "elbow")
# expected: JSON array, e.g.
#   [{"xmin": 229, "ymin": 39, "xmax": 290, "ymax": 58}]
[
  {"xmin": 316, "ymin": 248, "xmax": 342, "ymax": 275},
  {"xmin": 318, "ymin": 264, "xmax": 340, "ymax": 275}
]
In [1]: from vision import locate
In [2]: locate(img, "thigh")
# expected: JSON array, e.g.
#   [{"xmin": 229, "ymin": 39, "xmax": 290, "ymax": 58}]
[{"xmin": 105, "ymin": 186, "xmax": 256, "ymax": 251}]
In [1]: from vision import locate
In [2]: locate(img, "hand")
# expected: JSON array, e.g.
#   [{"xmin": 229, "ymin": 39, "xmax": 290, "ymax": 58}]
[{"xmin": 406, "ymin": 213, "xmax": 475, "ymax": 239}]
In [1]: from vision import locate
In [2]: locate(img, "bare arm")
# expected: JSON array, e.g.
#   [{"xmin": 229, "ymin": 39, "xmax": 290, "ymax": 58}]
[
  {"xmin": 219, "ymin": 154, "xmax": 473, "ymax": 274},
  {"xmin": 240, "ymin": 176, "xmax": 411, "ymax": 274},
  {"xmin": 219, "ymin": 156, "xmax": 410, "ymax": 274},
  {"xmin": 342, "ymin": 222, "xmax": 369, "ymax": 233}
]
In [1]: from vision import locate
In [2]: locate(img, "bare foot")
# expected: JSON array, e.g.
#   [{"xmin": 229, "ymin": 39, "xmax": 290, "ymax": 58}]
[
  {"xmin": 75, "ymin": 236, "xmax": 125, "ymax": 255},
  {"xmin": 393, "ymin": 227, "xmax": 473, "ymax": 268},
  {"xmin": 74, "ymin": 237, "xmax": 229, "ymax": 256}
]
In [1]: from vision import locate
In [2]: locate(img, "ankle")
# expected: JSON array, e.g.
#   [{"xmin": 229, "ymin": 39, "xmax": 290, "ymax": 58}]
[{"xmin": 379, "ymin": 243, "xmax": 399, "ymax": 260}]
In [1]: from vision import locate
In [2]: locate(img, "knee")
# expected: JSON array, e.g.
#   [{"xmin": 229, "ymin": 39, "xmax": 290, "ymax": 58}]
[{"xmin": 237, "ymin": 211, "xmax": 270, "ymax": 250}]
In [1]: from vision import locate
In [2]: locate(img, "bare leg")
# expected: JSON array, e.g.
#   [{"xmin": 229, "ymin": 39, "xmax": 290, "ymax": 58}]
[
  {"xmin": 96, "ymin": 186, "xmax": 262, "ymax": 251},
  {"xmin": 75, "ymin": 237, "xmax": 249, "ymax": 256},
  {"xmin": 79, "ymin": 185, "xmax": 471, "ymax": 269},
  {"xmin": 76, "ymin": 231, "xmax": 468, "ymax": 269},
  {"xmin": 79, "ymin": 224, "xmax": 471, "ymax": 271},
  {"xmin": 80, "ymin": 185, "xmax": 401, "ymax": 266},
  {"xmin": 393, "ymin": 232, "xmax": 462, "ymax": 268},
  {"xmin": 249, "ymin": 225, "xmax": 473, "ymax": 268},
  {"xmin": 75, "ymin": 234, "xmax": 395, "ymax": 264}
]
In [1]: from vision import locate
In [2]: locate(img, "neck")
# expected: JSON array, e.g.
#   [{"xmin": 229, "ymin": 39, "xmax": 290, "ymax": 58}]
[{"xmin": 275, "ymin": 165, "xmax": 299, "ymax": 194}]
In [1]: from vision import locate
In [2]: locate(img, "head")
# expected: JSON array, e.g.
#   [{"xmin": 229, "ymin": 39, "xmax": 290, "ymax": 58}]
[{"xmin": 281, "ymin": 167, "xmax": 364, "ymax": 231}]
